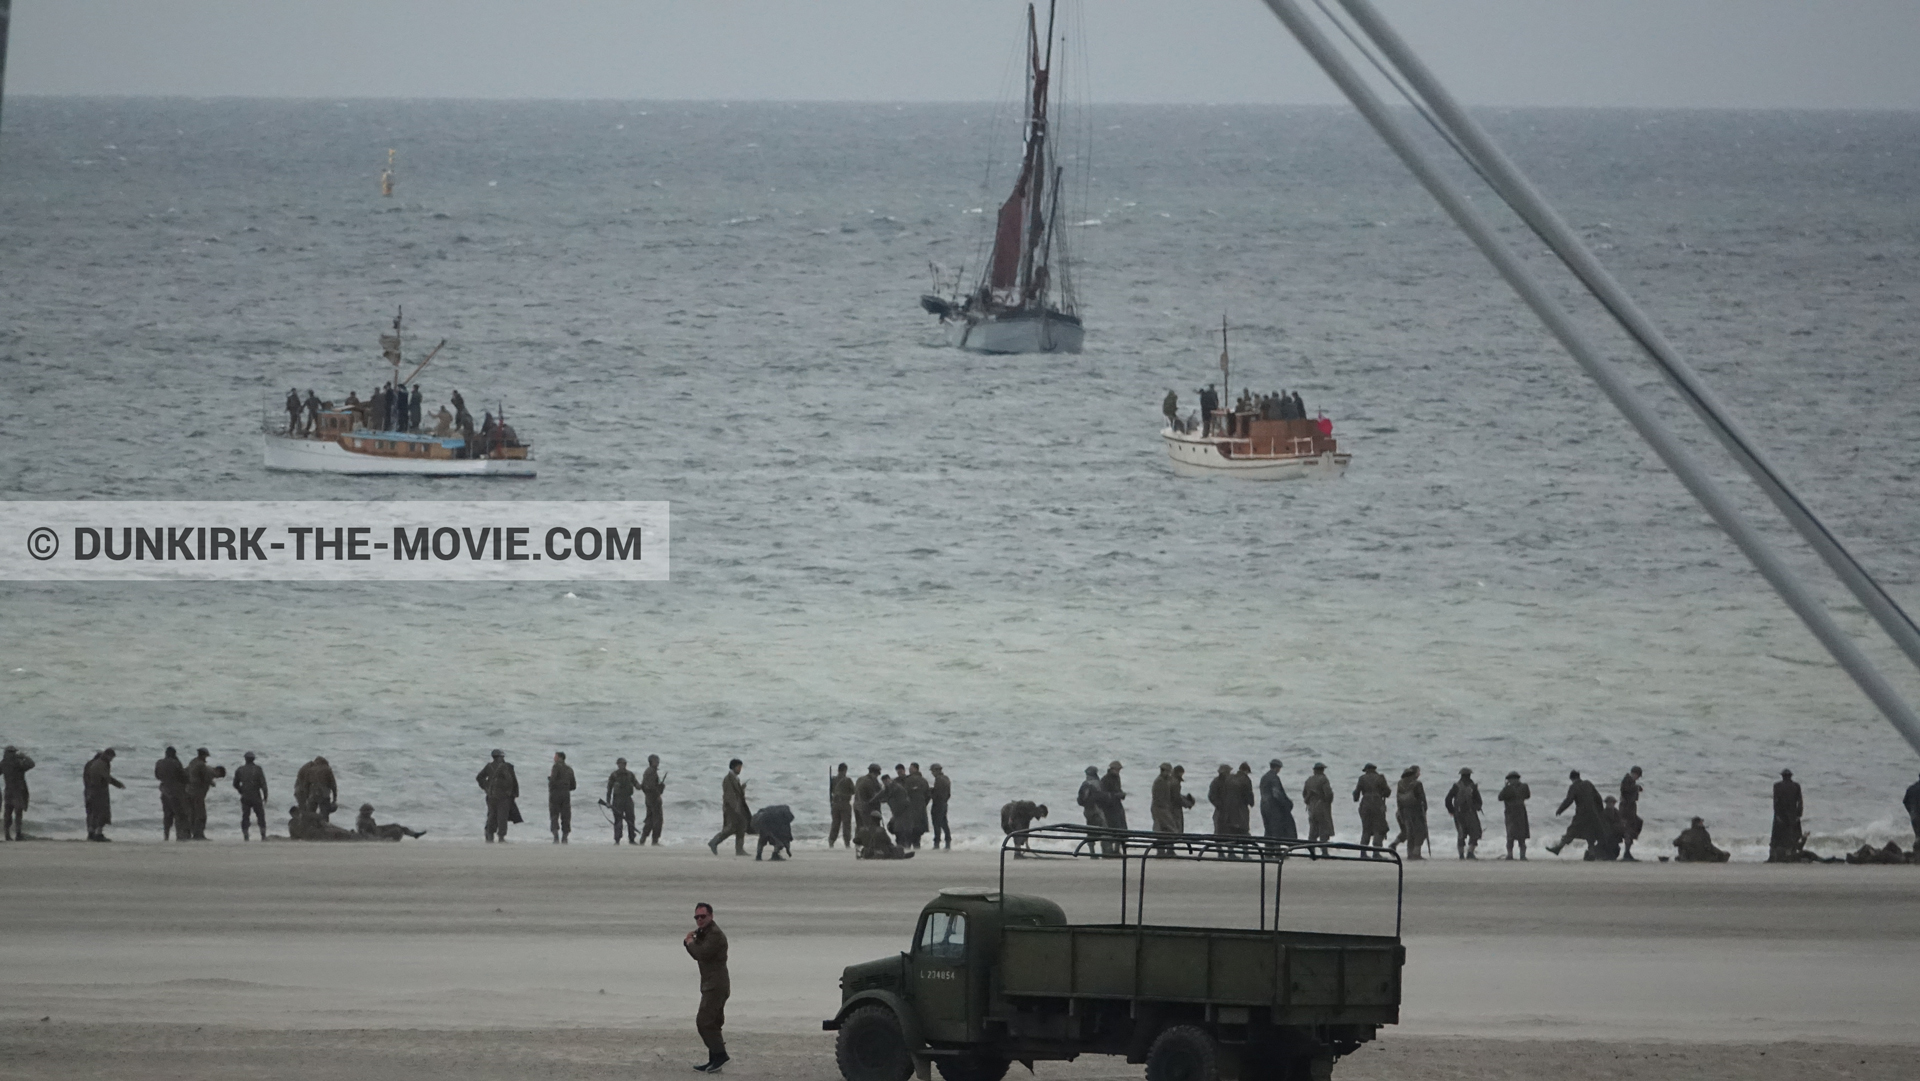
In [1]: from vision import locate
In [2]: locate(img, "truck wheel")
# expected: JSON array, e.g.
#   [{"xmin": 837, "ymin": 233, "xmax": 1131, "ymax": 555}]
[
  {"xmin": 835, "ymin": 1004, "xmax": 915, "ymax": 1081},
  {"xmin": 936, "ymin": 1053, "xmax": 1011, "ymax": 1081},
  {"xmin": 1145, "ymin": 1024, "xmax": 1220, "ymax": 1081}
]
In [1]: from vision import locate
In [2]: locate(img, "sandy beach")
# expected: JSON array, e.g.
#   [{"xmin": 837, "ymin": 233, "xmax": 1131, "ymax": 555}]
[{"xmin": 2, "ymin": 841, "xmax": 1915, "ymax": 1079}]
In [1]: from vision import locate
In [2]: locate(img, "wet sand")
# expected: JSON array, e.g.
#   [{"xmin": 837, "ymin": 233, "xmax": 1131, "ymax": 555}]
[{"xmin": 1, "ymin": 842, "xmax": 1916, "ymax": 1079}]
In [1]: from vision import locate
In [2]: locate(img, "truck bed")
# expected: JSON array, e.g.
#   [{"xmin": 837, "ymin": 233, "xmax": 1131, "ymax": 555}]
[{"xmin": 998, "ymin": 924, "xmax": 1401, "ymax": 1023}]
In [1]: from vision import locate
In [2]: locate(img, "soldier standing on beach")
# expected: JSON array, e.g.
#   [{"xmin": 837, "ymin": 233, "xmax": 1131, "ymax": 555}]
[
  {"xmin": 84, "ymin": 748, "xmax": 125, "ymax": 840},
  {"xmin": 708, "ymin": 759, "xmax": 749, "ymax": 856},
  {"xmin": 1078, "ymin": 766, "xmax": 1108, "ymax": 830},
  {"xmin": 1618, "ymin": 767, "xmax": 1645, "ymax": 861},
  {"xmin": 1546, "ymin": 770, "xmax": 1610, "ymax": 856},
  {"xmin": 929, "ymin": 764, "xmax": 952, "ymax": 850},
  {"xmin": 1769, "ymin": 769, "xmax": 1804, "ymax": 862},
  {"xmin": 606, "ymin": 758, "xmax": 640, "ymax": 844},
  {"xmin": 1169, "ymin": 765, "xmax": 1192, "ymax": 832},
  {"xmin": 1232, "ymin": 764, "xmax": 1257, "ymax": 834},
  {"xmin": 548, "ymin": 752, "xmax": 576, "ymax": 844},
  {"xmin": 1497, "ymin": 771, "xmax": 1531, "ymax": 859},
  {"xmin": 1150, "ymin": 763, "xmax": 1177, "ymax": 834},
  {"xmin": 903, "ymin": 763, "xmax": 932, "ymax": 849},
  {"xmin": 853, "ymin": 763, "xmax": 884, "ymax": 847},
  {"xmin": 232, "ymin": 751, "xmax": 269, "ymax": 841},
  {"xmin": 1353, "ymin": 764, "xmax": 1391, "ymax": 850},
  {"xmin": 2, "ymin": 746, "xmax": 35, "ymax": 841},
  {"xmin": 684, "ymin": 902, "xmax": 731, "ymax": 1073},
  {"xmin": 1101, "ymin": 761, "xmax": 1129, "ymax": 831},
  {"xmin": 184, "ymin": 747, "xmax": 218, "ymax": 840},
  {"xmin": 1391, "ymin": 766, "xmax": 1429, "ymax": 860},
  {"xmin": 477, "ymin": 749, "xmax": 519, "ymax": 842},
  {"xmin": 1444, "ymin": 768, "xmax": 1482, "ymax": 859},
  {"xmin": 828, "ymin": 763, "xmax": 855, "ymax": 848},
  {"xmin": 641, "ymin": 755, "xmax": 666, "ymax": 845},
  {"xmin": 1260, "ymin": 759, "xmax": 1298, "ymax": 840},
  {"xmin": 1303, "ymin": 763, "xmax": 1335, "ymax": 842},
  {"xmin": 1207, "ymin": 765, "xmax": 1232, "ymax": 834},
  {"xmin": 154, "ymin": 746, "xmax": 189, "ymax": 841}
]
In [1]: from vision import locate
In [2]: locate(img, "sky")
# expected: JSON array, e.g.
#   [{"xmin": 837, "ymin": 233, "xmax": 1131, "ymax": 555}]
[{"xmin": 8, "ymin": 0, "xmax": 1920, "ymax": 109}]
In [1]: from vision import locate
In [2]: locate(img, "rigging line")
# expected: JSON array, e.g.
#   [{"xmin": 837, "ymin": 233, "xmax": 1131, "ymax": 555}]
[
  {"xmin": 1260, "ymin": 0, "xmax": 1920, "ymax": 754},
  {"xmin": 1332, "ymin": 0, "xmax": 1920, "ymax": 674},
  {"xmin": 1310, "ymin": 0, "xmax": 1491, "ymax": 192}
]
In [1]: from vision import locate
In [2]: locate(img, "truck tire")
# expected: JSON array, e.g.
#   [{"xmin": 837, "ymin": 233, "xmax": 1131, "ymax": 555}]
[
  {"xmin": 1145, "ymin": 1024, "xmax": 1221, "ymax": 1081},
  {"xmin": 935, "ymin": 1053, "xmax": 1011, "ymax": 1081},
  {"xmin": 835, "ymin": 1004, "xmax": 915, "ymax": 1081}
]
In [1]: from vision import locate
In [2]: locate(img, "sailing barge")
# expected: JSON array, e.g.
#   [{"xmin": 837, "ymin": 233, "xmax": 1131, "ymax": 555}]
[
  {"xmin": 263, "ymin": 311, "xmax": 534, "ymax": 477},
  {"xmin": 920, "ymin": 1, "xmax": 1084, "ymax": 354}
]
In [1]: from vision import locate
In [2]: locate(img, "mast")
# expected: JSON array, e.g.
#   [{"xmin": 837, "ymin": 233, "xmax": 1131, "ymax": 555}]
[
  {"xmin": 1220, "ymin": 314, "xmax": 1231, "ymax": 410},
  {"xmin": 1019, "ymin": 1, "xmax": 1057, "ymax": 308}
]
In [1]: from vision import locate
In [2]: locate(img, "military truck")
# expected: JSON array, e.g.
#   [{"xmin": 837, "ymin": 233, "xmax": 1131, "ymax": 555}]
[{"xmin": 825, "ymin": 824, "xmax": 1404, "ymax": 1081}]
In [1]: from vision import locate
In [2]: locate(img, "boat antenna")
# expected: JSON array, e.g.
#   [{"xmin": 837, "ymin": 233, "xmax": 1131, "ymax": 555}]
[{"xmin": 1219, "ymin": 313, "xmax": 1231, "ymax": 407}]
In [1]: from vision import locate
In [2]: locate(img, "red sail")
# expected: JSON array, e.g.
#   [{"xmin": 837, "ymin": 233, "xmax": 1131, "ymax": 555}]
[{"xmin": 988, "ymin": 165, "xmax": 1030, "ymax": 292}]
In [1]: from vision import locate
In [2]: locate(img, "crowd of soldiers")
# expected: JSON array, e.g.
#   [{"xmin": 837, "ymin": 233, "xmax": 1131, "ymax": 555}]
[
  {"xmin": 5, "ymin": 743, "xmax": 1918, "ymax": 866},
  {"xmin": 1161, "ymin": 385, "xmax": 1316, "ymax": 436},
  {"xmin": 1009, "ymin": 759, "xmax": 1920, "ymax": 865},
  {"xmin": 283, "ymin": 383, "xmax": 514, "ymax": 451}
]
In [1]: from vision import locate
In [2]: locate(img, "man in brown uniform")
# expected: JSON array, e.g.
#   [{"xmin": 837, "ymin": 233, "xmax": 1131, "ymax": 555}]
[
  {"xmin": 1444, "ymin": 767, "xmax": 1482, "ymax": 859},
  {"xmin": 1673, "ymin": 816, "xmax": 1730, "ymax": 862},
  {"xmin": 641, "ymin": 755, "xmax": 666, "ymax": 845},
  {"xmin": 1390, "ymin": 766, "xmax": 1429, "ymax": 860},
  {"xmin": 1303, "ymin": 763, "xmax": 1335, "ymax": 843},
  {"xmin": 1618, "ymin": 766, "xmax": 1645, "ymax": 861},
  {"xmin": 154, "ymin": 746, "xmax": 189, "ymax": 841},
  {"xmin": 1497, "ymin": 771, "xmax": 1531, "ymax": 859},
  {"xmin": 83, "ymin": 748, "xmax": 125, "ymax": 840},
  {"xmin": 232, "ymin": 751, "xmax": 268, "ymax": 840},
  {"xmin": 685, "ymin": 902, "xmax": 730, "ymax": 1073},
  {"xmin": 1352, "ymin": 764, "xmax": 1391, "ymax": 851},
  {"xmin": 708, "ymin": 759, "xmax": 749, "ymax": 855},
  {"xmin": 476, "ymin": 749, "xmax": 519, "ymax": 842},
  {"xmin": 2, "ymin": 746, "xmax": 35, "ymax": 841},
  {"xmin": 184, "ymin": 747, "xmax": 219, "ymax": 840},
  {"xmin": 929, "ymin": 764, "xmax": 952, "ymax": 850},
  {"xmin": 1150, "ymin": 763, "xmax": 1177, "ymax": 833},
  {"xmin": 1169, "ymin": 765, "xmax": 1192, "ymax": 832},
  {"xmin": 903, "ymin": 763, "xmax": 932, "ymax": 849},
  {"xmin": 1000, "ymin": 800, "xmax": 1048, "ymax": 856},
  {"xmin": 828, "ymin": 763, "xmax": 855, "ymax": 848},
  {"xmin": 606, "ymin": 758, "xmax": 641, "ymax": 844},
  {"xmin": 1769, "ymin": 769, "xmax": 1804, "ymax": 862},
  {"xmin": 548, "ymin": 751, "xmax": 576, "ymax": 844},
  {"xmin": 294, "ymin": 756, "xmax": 337, "ymax": 817}
]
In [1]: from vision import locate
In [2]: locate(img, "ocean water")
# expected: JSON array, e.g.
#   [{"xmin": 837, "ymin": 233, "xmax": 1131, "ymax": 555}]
[{"xmin": 2, "ymin": 99, "xmax": 1917, "ymax": 856}]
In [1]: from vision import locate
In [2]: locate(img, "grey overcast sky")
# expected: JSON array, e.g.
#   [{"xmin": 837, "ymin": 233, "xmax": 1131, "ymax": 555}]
[{"xmin": 10, "ymin": 0, "xmax": 1920, "ymax": 109}]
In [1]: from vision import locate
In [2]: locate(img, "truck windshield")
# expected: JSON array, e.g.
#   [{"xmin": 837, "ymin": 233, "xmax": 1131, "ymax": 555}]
[{"xmin": 918, "ymin": 911, "xmax": 966, "ymax": 960}]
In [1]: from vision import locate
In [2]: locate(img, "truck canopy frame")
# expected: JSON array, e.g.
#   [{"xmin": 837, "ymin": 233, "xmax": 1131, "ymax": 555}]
[{"xmin": 1001, "ymin": 824, "xmax": 1404, "ymax": 938}]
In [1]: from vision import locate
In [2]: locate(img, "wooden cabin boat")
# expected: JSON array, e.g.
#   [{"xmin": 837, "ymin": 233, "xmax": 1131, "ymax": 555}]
[
  {"xmin": 1160, "ymin": 316, "xmax": 1350, "ymax": 481},
  {"xmin": 263, "ymin": 309, "xmax": 535, "ymax": 477},
  {"xmin": 1162, "ymin": 413, "xmax": 1348, "ymax": 481}
]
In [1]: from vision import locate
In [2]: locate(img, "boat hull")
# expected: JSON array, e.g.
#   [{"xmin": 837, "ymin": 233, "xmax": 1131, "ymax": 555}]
[
  {"xmin": 263, "ymin": 435, "xmax": 535, "ymax": 477},
  {"xmin": 947, "ymin": 310, "xmax": 1085, "ymax": 354},
  {"xmin": 1161, "ymin": 429, "xmax": 1349, "ymax": 481}
]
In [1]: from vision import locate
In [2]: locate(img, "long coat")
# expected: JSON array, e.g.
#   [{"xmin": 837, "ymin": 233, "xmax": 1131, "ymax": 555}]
[
  {"xmin": 1353, "ymin": 771, "xmax": 1391, "ymax": 836},
  {"xmin": 1497, "ymin": 780, "xmax": 1531, "ymax": 840},
  {"xmin": 1394, "ymin": 776, "xmax": 1429, "ymax": 846},
  {"xmin": 721, "ymin": 770, "xmax": 750, "ymax": 832},
  {"xmin": 1302, "ymin": 772, "xmax": 1335, "ymax": 840},
  {"xmin": 1555, "ymin": 779, "xmax": 1611, "ymax": 841},
  {"xmin": 1259, "ymin": 770, "xmax": 1298, "ymax": 840}
]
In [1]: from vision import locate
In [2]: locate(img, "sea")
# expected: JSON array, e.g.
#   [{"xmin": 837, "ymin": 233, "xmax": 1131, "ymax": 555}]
[{"xmin": 2, "ymin": 99, "xmax": 1917, "ymax": 857}]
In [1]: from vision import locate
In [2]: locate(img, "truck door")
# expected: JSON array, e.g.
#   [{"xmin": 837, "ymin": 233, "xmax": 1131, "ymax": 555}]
[{"xmin": 913, "ymin": 910, "xmax": 971, "ymax": 1042}]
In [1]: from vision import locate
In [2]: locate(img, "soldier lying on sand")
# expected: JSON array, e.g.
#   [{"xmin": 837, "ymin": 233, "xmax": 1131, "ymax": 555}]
[
  {"xmin": 356, "ymin": 803, "xmax": 427, "ymax": 841},
  {"xmin": 1672, "ymin": 817, "xmax": 1729, "ymax": 862},
  {"xmin": 288, "ymin": 805, "xmax": 362, "ymax": 841}
]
